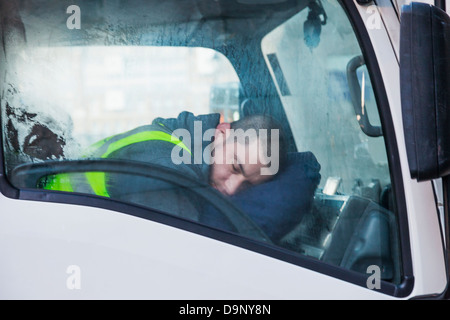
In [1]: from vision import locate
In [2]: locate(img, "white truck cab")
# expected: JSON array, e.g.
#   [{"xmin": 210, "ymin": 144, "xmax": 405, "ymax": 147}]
[{"xmin": 0, "ymin": 0, "xmax": 449, "ymax": 300}]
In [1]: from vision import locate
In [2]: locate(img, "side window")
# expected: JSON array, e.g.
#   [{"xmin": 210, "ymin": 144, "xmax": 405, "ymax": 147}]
[
  {"xmin": 261, "ymin": 2, "xmax": 401, "ymax": 283},
  {"xmin": 2, "ymin": 45, "xmax": 250, "ymax": 226}
]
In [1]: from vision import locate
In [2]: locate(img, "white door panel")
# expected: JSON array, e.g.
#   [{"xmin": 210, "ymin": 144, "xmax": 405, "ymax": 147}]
[{"xmin": 0, "ymin": 192, "xmax": 392, "ymax": 300}]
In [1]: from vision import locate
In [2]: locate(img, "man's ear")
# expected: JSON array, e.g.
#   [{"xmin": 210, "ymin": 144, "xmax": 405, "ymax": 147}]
[{"xmin": 215, "ymin": 122, "xmax": 231, "ymax": 141}]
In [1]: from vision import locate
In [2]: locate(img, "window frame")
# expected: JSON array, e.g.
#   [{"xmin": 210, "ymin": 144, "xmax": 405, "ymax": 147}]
[{"xmin": 0, "ymin": 0, "xmax": 414, "ymax": 297}]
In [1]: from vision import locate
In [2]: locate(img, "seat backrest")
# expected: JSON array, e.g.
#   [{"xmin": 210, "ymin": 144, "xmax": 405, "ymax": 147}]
[{"xmin": 322, "ymin": 198, "xmax": 400, "ymax": 283}]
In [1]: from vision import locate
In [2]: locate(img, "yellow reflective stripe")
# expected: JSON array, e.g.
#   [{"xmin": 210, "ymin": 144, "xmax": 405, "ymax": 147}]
[
  {"xmin": 85, "ymin": 130, "xmax": 191, "ymax": 197},
  {"xmin": 44, "ymin": 173, "xmax": 74, "ymax": 192},
  {"xmin": 82, "ymin": 136, "xmax": 113, "ymax": 157},
  {"xmin": 85, "ymin": 172, "xmax": 109, "ymax": 197},
  {"xmin": 101, "ymin": 130, "xmax": 191, "ymax": 159}
]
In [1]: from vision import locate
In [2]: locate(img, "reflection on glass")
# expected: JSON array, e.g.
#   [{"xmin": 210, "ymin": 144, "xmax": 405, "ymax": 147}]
[{"xmin": 8, "ymin": 46, "xmax": 239, "ymax": 149}]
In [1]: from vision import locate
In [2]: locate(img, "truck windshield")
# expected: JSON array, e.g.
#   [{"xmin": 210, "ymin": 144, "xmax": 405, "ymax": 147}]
[{"xmin": 1, "ymin": 0, "xmax": 403, "ymax": 288}]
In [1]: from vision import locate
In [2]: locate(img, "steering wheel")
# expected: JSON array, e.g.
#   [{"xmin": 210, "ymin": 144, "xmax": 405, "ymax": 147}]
[{"xmin": 10, "ymin": 159, "xmax": 272, "ymax": 244}]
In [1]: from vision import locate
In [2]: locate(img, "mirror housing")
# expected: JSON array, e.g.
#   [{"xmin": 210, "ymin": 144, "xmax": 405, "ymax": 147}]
[{"xmin": 400, "ymin": 2, "xmax": 450, "ymax": 181}]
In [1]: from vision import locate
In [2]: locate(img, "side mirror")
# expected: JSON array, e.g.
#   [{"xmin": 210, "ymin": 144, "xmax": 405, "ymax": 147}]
[{"xmin": 400, "ymin": 2, "xmax": 450, "ymax": 181}]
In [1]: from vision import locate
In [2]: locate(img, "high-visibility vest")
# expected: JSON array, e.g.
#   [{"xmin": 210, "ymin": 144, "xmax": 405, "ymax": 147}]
[{"xmin": 43, "ymin": 124, "xmax": 191, "ymax": 197}]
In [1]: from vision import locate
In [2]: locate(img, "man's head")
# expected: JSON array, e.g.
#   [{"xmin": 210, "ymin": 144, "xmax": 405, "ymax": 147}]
[{"xmin": 209, "ymin": 114, "xmax": 287, "ymax": 196}]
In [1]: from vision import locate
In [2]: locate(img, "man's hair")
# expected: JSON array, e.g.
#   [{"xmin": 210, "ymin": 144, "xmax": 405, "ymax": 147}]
[{"xmin": 230, "ymin": 114, "xmax": 288, "ymax": 171}]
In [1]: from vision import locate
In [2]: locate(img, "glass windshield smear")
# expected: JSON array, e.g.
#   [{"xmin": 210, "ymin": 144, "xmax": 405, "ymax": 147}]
[
  {"xmin": 1, "ymin": 0, "xmax": 403, "ymax": 287},
  {"xmin": 5, "ymin": 46, "xmax": 239, "ymax": 151}
]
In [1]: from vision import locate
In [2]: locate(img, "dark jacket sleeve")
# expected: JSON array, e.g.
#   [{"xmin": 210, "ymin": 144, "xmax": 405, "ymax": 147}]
[
  {"xmin": 153, "ymin": 111, "xmax": 221, "ymax": 153},
  {"xmin": 104, "ymin": 112, "xmax": 222, "ymax": 217}
]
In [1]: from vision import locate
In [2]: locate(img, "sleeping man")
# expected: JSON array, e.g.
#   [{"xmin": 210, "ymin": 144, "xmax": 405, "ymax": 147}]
[{"xmin": 44, "ymin": 111, "xmax": 321, "ymax": 243}]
